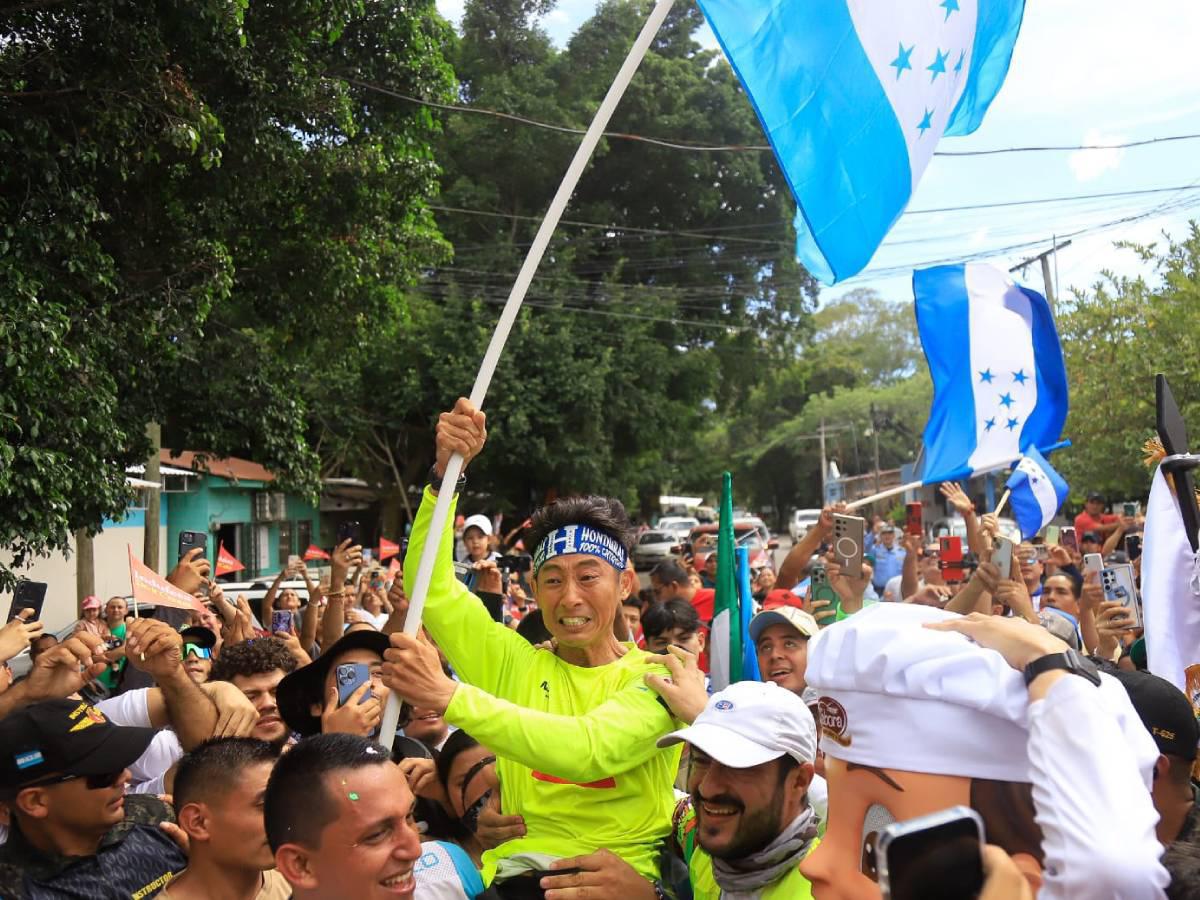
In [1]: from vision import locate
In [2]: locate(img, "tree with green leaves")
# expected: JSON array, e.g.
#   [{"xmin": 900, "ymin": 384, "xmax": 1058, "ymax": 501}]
[
  {"xmin": 1056, "ymin": 225, "xmax": 1200, "ymax": 501},
  {"xmin": 0, "ymin": 0, "xmax": 453, "ymax": 587}
]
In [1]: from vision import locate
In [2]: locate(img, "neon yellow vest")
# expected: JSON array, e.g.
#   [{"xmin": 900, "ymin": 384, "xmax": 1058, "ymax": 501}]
[{"xmin": 688, "ymin": 845, "xmax": 817, "ymax": 900}]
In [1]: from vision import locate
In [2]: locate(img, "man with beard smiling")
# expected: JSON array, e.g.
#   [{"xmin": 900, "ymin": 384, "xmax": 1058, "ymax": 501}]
[
  {"xmin": 382, "ymin": 398, "xmax": 680, "ymax": 896},
  {"xmin": 657, "ymin": 680, "xmax": 820, "ymax": 899}
]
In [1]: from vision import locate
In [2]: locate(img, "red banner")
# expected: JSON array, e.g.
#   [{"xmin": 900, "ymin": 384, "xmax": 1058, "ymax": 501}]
[
  {"xmin": 303, "ymin": 544, "xmax": 331, "ymax": 561},
  {"xmin": 216, "ymin": 543, "xmax": 245, "ymax": 576},
  {"xmin": 379, "ymin": 538, "xmax": 400, "ymax": 561},
  {"xmin": 128, "ymin": 547, "xmax": 207, "ymax": 613}
]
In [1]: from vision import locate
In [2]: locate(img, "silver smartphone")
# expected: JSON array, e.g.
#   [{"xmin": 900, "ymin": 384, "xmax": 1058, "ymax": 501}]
[
  {"xmin": 1101, "ymin": 563, "xmax": 1142, "ymax": 629},
  {"xmin": 990, "ymin": 536, "xmax": 1014, "ymax": 578},
  {"xmin": 832, "ymin": 514, "xmax": 865, "ymax": 579},
  {"xmin": 877, "ymin": 806, "xmax": 985, "ymax": 900},
  {"xmin": 1082, "ymin": 552, "xmax": 1104, "ymax": 577}
]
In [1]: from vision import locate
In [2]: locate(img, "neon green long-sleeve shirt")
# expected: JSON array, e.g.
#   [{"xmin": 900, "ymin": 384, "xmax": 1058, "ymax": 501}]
[{"xmin": 405, "ymin": 487, "xmax": 681, "ymax": 885}]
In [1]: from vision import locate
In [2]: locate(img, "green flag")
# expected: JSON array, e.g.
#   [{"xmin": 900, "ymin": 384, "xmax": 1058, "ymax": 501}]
[{"xmin": 709, "ymin": 471, "xmax": 741, "ymax": 691}]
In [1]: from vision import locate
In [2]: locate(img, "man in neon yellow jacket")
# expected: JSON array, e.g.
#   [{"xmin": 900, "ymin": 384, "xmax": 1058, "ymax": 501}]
[{"xmin": 381, "ymin": 398, "xmax": 681, "ymax": 895}]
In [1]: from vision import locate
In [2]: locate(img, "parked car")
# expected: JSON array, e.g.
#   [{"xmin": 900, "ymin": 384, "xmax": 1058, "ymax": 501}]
[
  {"xmin": 788, "ymin": 508, "xmax": 824, "ymax": 542},
  {"xmin": 681, "ymin": 522, "xmax": 778, "ymax": 575},
  {"xmin": 656, "ymin": 516, "xmax": 699, "ymax": 541},
  {"xmin": 632, "ymin": 530, "xmax": 678, "ymax": 569}
]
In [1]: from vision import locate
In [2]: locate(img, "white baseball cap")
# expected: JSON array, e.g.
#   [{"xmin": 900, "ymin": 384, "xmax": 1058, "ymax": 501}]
[
  {"xmin": 462, "ymin": 514, "xmax": 493, "ymax": 537},
  {"xmin": 657, "ymin": 681, "xmax": 817, "ymax": 768}
]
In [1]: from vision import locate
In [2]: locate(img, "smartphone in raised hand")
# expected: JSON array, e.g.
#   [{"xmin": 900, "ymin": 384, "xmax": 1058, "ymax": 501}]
[
  {"xmin": 990, "ymin": 536, "xmax": 1014, "ymax": 578},
  {"xmin": 6, "ymin": 581, "xmax": 47, "ymax": 623},
  {"xmin": 832, "ymin": 514, "xmax": 865, "ymax": 579},
  {"xmin": 810, "ymin": 562, "xmax": 841, "ymax": 620},
  {"xmin": 1060, "ymin": 527, "xmax": 1078, "ymax": 552},
  {"xmin": 1101, "ymin": 564, "xmax": 1142, "ymax": 629},
  {"xmin": 877, "ymin": 806, "xmax": 985, "ymax": 900},
  {"xmin": 904, "ymin": 503, "xmax": 923, "ymax": 538},
  {"xmin": 178, "ymin": 530, "xmax": 207, "ymax": 561},
  {"xmin": 939, "ymin": 536, "xmax": 965, "ymax": 583},
  {"xmin": 336, "ymin": 662, "xmax": 373, "ymax": 707}
]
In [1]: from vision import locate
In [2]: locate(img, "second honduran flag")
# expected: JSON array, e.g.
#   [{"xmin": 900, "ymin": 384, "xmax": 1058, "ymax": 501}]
[
  {"xmin": 915, "ymin": 263, "xmax": 1069, "ymax": 484},
  {"xmin": 696, "ymin": 0, "xmax": 1026, "ymax": 283},
  {"xmin": 1005, "ymin": 447, "xmax": 1069, "ymax": 541}
]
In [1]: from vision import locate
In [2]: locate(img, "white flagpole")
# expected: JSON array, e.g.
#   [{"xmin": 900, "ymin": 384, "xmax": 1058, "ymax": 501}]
[{"xmin": 378, "ymin": 0, "xmax": 678, "ymax": 750}]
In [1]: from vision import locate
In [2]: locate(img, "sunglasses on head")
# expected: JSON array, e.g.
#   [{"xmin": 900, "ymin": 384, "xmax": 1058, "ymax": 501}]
[
  {"xmin": 182, "ymin": 643, "xmax": 212, "ymax": 660},
  {"xmin": 25, "ymin": 770, "xmax": 124, "ymax": 791}
]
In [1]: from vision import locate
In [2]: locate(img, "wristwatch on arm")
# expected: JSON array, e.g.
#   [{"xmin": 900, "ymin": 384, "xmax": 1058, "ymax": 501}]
[
  {"xmin": 1023, "ymin": 648, "xmax": 1101, "ymax": 688},
  {"xmin": 427, "ymin": 463, "xmax": 467, "ymax": 495}
]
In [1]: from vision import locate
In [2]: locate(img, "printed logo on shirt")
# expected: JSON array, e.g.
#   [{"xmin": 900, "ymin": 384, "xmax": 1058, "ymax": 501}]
[
  {"xmin": 714, "ymin": 700, "xmax": 734, "ymax": 711},
  {"xmin": 532, "ymin": 770, "xmax": 617, "ymax": 789},
  {"xmin": 818, "ymin": 697, "xmax": 851, "ymax": 747}
]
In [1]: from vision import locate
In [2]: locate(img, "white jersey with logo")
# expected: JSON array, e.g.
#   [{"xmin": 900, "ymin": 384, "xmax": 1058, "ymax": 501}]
[{"xmin": 415, "ymin": 840, "xmax": 484, "ymax": 899}]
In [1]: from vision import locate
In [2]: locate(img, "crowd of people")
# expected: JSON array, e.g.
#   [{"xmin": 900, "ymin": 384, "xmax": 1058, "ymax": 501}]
[{"xmin": 0, "ymin": 396, "xmax": 1196, "ymax": 899}]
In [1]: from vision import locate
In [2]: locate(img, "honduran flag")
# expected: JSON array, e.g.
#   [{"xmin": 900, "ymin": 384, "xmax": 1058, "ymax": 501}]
[
  {"xmin": 696, "ymin": 0, "xmax": 1025, "ymax": 283},
  {"xmin": 1005, "ymin": 447, "xmax": 1068, "ymax": 541},
  {"xmin": 915, "ymin": 263, "xmax": 1069, "ymax": 484}
]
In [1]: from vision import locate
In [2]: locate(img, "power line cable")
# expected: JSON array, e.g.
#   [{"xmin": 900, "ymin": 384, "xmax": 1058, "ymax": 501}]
[{"xmin": 344, "ymin": 75, "xmax": 1200, "ymax": 159}]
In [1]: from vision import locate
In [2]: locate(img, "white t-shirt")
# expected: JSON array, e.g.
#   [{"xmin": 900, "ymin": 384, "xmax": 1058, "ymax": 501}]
[
  {"xmin": 97, "ymin": 689, "xmax": 183, "ymax": 793},
  {"xmin": 358, "ymin": 609, "xmax": 390, "ymax": 630}
]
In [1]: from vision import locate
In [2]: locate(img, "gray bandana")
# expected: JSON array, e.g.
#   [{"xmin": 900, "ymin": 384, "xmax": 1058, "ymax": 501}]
[{"xmin": 710, "ymin": 806, "xmax": 818, "ymax": 899}]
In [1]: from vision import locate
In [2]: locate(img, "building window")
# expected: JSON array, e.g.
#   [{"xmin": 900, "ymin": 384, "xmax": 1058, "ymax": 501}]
[
  {"xmin": 297, "ymin": 520, "xmax": 311, "ymax": 557},
  {"xmin": 278, "ymin": 521, "xmax": 293, "ymax": 569}
]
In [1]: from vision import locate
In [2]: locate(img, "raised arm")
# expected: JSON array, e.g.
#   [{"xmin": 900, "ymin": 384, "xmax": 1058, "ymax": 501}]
[
  {"xmin": 260, "ymin": 567, "xmax": 289, "ymax": 632},
  {"xmin": 125, "ymin": 619, "xmax": 219, "ymax": 751},
  {"xmin": 777, "ymin": 504, "xmax": 842, "ymax": 590},
  {"xmin": 940, "ymin": 482, "xmax": 983, "ymax": 559},
  {"xmin": 322, "ymin": 539, "xmax": 362, "ymax": 649}
]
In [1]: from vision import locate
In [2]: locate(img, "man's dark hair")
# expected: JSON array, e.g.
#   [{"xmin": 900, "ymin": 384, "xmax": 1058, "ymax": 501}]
[
  {"xmin": 526, "ymin": 496, "xmax": 636, "ymax": 555},
  {"xmin": 642, "ymin": 598, "xmax": 702, "ymax": 640},
  {"xmin": 174, "ymin": 737, "xmax": 278, "ymax": 811},
  {"xmin": 515, "ymin": 609, "xmax": 553, "ymax": 646},
  {"xmin": 622, "ymin": 596, "xmax": 642, "ymax": 609},
  {"xmin": 650, "ymin": 560, "xmax": 689, "ymax": 587},
  {"xmin": 211, "ymin": 637, "xmax": 299, "ymax": 683},
  {"xmin": 435, "ymin": 728, "xmax": 481, "ymax": 795},
  {"xmin": 264, "ymin": 733, "xmax": 391, "ymax": 852},
  {"xmin": 1045, "ymin": 570, "xmax": 1082, "ymax": 598}
]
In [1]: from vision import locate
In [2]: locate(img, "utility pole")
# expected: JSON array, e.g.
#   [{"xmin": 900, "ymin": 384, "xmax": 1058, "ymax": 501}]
[
  {"xmin": 144, "ymin": 422, "xmax": 161, "ymax": 572},
  {"xmin": 1010, "ymin": 238, "xmax": 1071, "ymax": 311},
  {"xmin": 819, "ymin": 418, "xmax": 827, "ymax": 505},
  {"xmin": 870, "ymin": 404, "xmax": 882, "ymax": 494}
]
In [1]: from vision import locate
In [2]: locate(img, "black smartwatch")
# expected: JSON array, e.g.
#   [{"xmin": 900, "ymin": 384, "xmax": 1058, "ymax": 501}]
[
  {"xmin": 1022, "ymin": 648, "xmax": 1101, "ymax": 688},
  {"xmin": 427, "ymin": 463, "xmax": 466, "ymax": 495}
]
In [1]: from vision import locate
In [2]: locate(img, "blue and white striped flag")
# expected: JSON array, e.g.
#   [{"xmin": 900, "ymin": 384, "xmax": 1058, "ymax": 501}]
[
  {"xmin": 1005, "ymin": 447, "xmax": 1069, "ymax": 540},
  {"xmin": 914, "ymin": 263, "xmax": 1069, "ymax": 484},
  {"xmin": 695, "ymin": 0, "xmax": 1025, "ymax": 284}
]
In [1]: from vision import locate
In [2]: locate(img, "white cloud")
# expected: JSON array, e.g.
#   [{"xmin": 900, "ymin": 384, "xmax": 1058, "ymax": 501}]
[{"xmin": 1067, "ymin": 129, "xmax": 1126, "ymax": 182}]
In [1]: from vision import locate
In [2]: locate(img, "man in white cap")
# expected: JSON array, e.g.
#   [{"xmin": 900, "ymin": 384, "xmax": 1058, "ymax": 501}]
[
  {"xmin": 749, "ymin": 605, "xmax": 821, "ymax": 705},
  {"xmin": 657, "ymin": 681, "xmax": 820, "ymax": 899},
  {"xmin": 799, "ymin": 603, "xmax": 1168, "ymax": 899}
]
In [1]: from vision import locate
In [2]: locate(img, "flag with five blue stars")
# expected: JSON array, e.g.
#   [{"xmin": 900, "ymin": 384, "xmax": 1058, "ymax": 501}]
[
  {"xmin": 914, "ymin": 262, "xmax": 1069, "ymax": 484},
  {"xmin": 694, "ymin": 0, "xmax": 1026, "ymax": 284},
  {"xmin": 1005, "ymin": 447, "xmax": 1069, "ymax": 540}
]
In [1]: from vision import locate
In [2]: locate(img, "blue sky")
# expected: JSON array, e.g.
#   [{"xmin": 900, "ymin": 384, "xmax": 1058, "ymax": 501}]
[{"xmin": 434, "ymin": 0, "xmax": 1200, "ymax": 306}]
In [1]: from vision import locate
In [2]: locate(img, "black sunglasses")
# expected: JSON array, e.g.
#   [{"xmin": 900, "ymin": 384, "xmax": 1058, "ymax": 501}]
[{"xmin": 25, "ymin": 770, "xmax": 124, "ymax": 791}]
